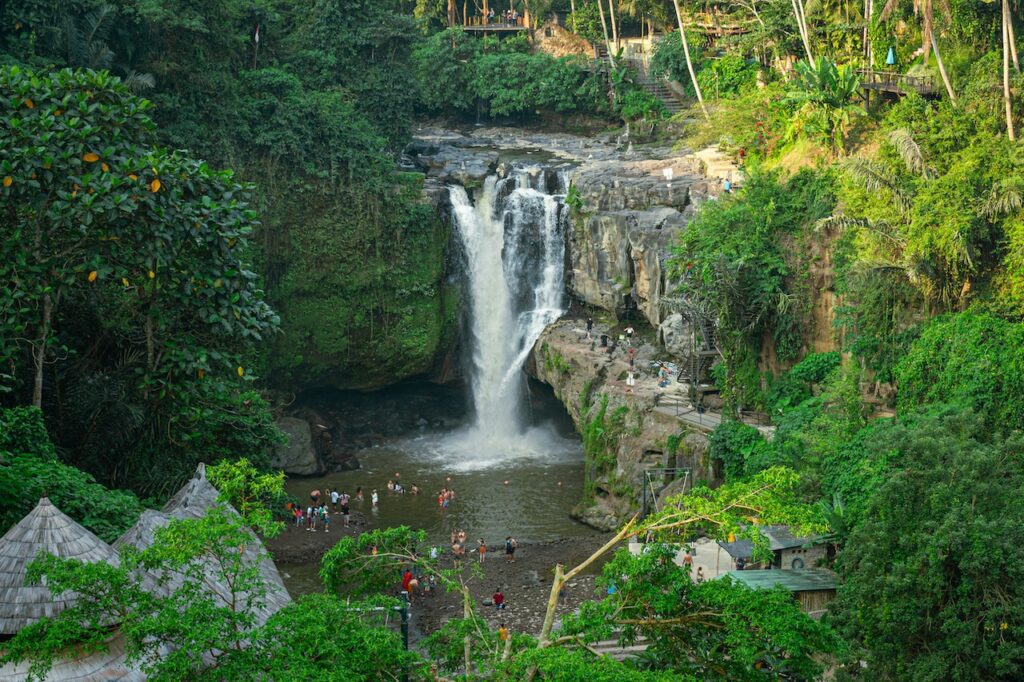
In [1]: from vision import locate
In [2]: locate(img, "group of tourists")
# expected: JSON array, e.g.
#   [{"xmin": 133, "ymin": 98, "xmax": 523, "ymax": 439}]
[
  {"xmin": 289, "ymin": 487, "xmax": 355, "ymax": 532},
  {"xmin": 487, "ymin": 7, "xmax": 520, "ymax": 25},
  {"xmin": 437, "ymin": 486, "xmax": 456, "ymax": 510}
]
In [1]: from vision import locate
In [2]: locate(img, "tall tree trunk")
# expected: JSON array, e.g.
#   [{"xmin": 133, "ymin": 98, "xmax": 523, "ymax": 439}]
[
  {"xmin": 462, "ymin": 588, "xmax": 473, "ymax": 676},
  {"xmin": 863, "ymin": 0, "xmax": 871, "ymax": 64},
  {"xmin": 448, "ymin": 0, "xmax": 456, "ymax": 27},
  {"xmin": 931, "ymin": 32, "xmax": 957, "ymax": 105},
  {"xmin": 596, "ymin": 0, "xmax": 614, "ymax": 67},
  {"xmin": 32, "ymin": 292, "xmax": 52, "ymax": 409},
  {"xmin": 1005, "ymin": 0, "xmax": 1016, "ymax": 140},
  {"xmin": 791, "ymin": 0, "xmax": 816, "ymax": 66},
  {"xmin": 608, "ymin": 0, "xmax": 620, "ymax": 54},
  {"xmin": 671, "ymin": 0, "xmax": 709, "ymax": 119},
  {"xmin": 1009, "ymin": 7, "xmax": 1020, "ymax": 72},
  {"xmin": 570, "ymin": 0, "xmax": 577, "ymax": 31},
  {"xmin": 483, "ymin": 0, "xmax": 489, "ymax": 25}
]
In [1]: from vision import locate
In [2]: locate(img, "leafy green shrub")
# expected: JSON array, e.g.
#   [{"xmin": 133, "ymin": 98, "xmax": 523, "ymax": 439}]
[
  {"xmin": 0, "ymin": 407, "xmax": 142, "ymax": 542},
  {"xmin": 708, "ymin": 420, "xmax": 767, "ymax": 480},
  {"xmin": 895, "ymin": 311, "xmax": 1024, "ymax": 431},
  {"xmin": 790, "ymin": 351, "xmax": 841, "ymax": 384},
  {"xmin": 616, "ymin": 87, "xmax": 665, "ymax": 122}
]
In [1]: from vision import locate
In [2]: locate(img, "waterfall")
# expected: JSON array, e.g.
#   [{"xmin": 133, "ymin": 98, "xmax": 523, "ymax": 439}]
[{"xmin": 450, "ymin": 168, "xmax": 567, "ymax": 450}]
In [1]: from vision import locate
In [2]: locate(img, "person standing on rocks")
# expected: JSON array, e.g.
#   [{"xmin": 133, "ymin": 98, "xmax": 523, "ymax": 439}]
[
  {"xmin": 341, "ymin": 497, "xmax": 350, "ymax": 526},
  {"xmin": 310, "ymin": 489, "xmax": 321, "ymax": 506},
  {"xmin": 371, "ymin": 489, "xmax": 379, "ymax": 508},
  {"xmin": 493, "ymin": 588, "xmax": 506, "ymax": 610},
  {"xmin": 586, "ymin": 317, "xmax": 594, "ymax": 340},
  {"xmin": 505, "ymin": 536, "xmax": 518, "ymax": 563},
  {"xmin": 477, "ymin": 538, "xmax": 487, "ymax": 563},
  {"xmin": 330, "ymin": 489, "xmax": 339, "ymax": 513},
  {"xmin": 625, "ymin": 325, "xmax": 635, "ymax": 345}
]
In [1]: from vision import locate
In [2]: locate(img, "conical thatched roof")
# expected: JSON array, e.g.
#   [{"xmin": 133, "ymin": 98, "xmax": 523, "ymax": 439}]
[
  {"xmin": 0, "ymin": 498, "xmax": 119, "ymax": 635},
  {"xmin": 115, "ymin": 464, "xmax": 291, "ymax": 622},
  {"xmin": 0, "ymin": 631, "xmax": 143, "ymax": 681}
]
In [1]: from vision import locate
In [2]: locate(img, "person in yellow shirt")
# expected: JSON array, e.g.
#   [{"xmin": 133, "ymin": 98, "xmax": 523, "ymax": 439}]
[{"xmin": 498, "ymin": 624, "xmax": 509, "ymax": 641}]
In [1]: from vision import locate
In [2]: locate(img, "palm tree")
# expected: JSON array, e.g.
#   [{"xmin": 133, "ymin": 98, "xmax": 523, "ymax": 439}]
[
  {"xmin": 670, "ymin": 0, "xmax": 709, "ymax": 119},
  {"xmin": 878, "ymin": 0, "xmax": 956, "ymax": 104}
]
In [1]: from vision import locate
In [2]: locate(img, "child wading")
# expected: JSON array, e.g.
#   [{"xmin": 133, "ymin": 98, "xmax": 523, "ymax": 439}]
[{"xmin": 477, "ymin": 539, "xmax": 487, "ymax": 563}]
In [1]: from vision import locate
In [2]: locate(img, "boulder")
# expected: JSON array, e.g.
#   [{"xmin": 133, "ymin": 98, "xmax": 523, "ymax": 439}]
[
  {"xmin": 659, "ymin": 313, "xmax": 692, "ymax": 360},
  {"xmin": 271, "ymin": 417, "xmax": 325, "ymax": 476}
]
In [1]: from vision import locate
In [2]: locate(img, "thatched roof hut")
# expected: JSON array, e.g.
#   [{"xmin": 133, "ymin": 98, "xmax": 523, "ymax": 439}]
[
  {"xmin": 0, "ymin": 498, "xmax": 145, "ymax": 680},
  {"xmin": 0, "ymin": 631, "xmax": 143, "ymax": 681},
  {"xmin": 115, "ymin": 463, "xmax": 291, "ymax": 622},
  {"xmin": 0, "ymin": 498, "xmax": 118, "ymax": 636}
]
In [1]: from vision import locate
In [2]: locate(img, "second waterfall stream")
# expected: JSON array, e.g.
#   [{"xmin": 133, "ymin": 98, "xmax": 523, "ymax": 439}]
[{"xmin": 449, "ymin": 167, "xmax": 569, "ymax": 456}]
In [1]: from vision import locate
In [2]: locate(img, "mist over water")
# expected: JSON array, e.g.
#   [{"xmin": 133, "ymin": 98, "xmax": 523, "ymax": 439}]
[{"xmin": 448, "ymin": 168, "xmax": 570, "ymax": 461}]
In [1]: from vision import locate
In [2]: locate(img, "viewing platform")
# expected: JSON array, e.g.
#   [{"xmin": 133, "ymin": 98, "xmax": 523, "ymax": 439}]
[
  {"xmin": 856, "ymin": 69, "xmax": 937, "ymax": 96},
  {"xmin": 462, "ymin": 17, "xmax": 527, "ymax": 31}
]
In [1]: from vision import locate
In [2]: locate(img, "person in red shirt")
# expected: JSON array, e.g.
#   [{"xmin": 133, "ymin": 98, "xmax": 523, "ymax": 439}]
[
  {"xmin": 402, "ymin": 570, "xmax": 413, "ymax": 593},
  {"xmin": 493, "ymin": 588, "xmax": 505, "ymax": 610}
]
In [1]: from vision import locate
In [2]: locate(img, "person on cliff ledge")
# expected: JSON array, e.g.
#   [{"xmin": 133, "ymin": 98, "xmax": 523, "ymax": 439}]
[{"xmin": 586, "ymin": 316, "xmax": 594, "ymax": 340}]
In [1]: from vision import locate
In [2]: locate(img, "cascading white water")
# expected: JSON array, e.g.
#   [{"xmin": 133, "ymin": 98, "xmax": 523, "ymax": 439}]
[{"xmin": 449, "ymin": 168, "xmax": 567, "ymax": 451}]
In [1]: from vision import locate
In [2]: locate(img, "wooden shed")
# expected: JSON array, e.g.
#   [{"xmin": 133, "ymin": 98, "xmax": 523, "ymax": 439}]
[{"xmin": 723, "ymin": 568, "xmax": 839, "ymax": 618}]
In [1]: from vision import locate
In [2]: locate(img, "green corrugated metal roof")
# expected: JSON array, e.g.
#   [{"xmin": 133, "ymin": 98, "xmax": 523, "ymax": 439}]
[{"xmin": 721, "ymin": 569, "xmax": 838, "ymax": 592}]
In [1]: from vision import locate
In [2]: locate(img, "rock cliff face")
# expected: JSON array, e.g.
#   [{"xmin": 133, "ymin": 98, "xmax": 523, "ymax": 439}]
[
  {"xmin": 568, "ymin": 155, "xmax": 714, "ymax": 326},
  {"xmin": 528, "ymin": 320, "xmax": 718, "ymax": 530}
]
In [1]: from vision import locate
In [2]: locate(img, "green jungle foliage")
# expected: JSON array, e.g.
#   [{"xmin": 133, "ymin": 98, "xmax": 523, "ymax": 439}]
[
  {"xmin": 0, "ymin": 406, "xmax": 142, "ymax": 543},
  {"xmin": 0, "ymin": 65, "xmax": 281, "ymax": 496},
  {"xmin": 894, "ymin": 311, "xmax": 1024, "ymax": 431},
  {"xmin": 832, "ymin": 407, "xmax": 1024, "ymax": 680},
  {"xmin": 670, "ymin": 169, "xmax": 835, "ymax": 409},
  {"xmin": 412, "ymin": 28, "xmax": 610, "ymax": 119}
]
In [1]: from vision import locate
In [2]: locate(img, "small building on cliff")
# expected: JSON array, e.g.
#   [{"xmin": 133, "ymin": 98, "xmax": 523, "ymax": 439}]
[{"xmin": 723, "ymin": 568, "xmax": 838, "ymax": 618}]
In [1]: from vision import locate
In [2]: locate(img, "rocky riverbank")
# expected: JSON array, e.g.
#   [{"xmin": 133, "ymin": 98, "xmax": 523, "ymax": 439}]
[{"xmin": 266, "ymin": 513, "xmax": 614, "ymax": 643}]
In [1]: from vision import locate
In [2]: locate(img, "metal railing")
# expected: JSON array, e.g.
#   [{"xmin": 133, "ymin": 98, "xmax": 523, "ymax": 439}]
[{"xmin": 855, "ymin": 69, "xmax": 937, "ymax": 94}]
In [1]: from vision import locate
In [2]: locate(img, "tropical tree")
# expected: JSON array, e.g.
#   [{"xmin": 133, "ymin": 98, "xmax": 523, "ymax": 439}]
[
  {"xmin": 831, "ymin": 406, "xmax": 1024, "ymax": 679},
  {"xmin": 786, "ymin": 58, "xmax": 864, "ymax": 151}
]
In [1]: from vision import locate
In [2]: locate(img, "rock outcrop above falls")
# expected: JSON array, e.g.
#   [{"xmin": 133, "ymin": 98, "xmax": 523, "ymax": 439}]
[
  {"xmin": 569, "ymin": 155, "xmax": 713, "ymax": 326},
  {"xmin": 407, "ymin": 126, "xmax": 738, "ymax": 336}
]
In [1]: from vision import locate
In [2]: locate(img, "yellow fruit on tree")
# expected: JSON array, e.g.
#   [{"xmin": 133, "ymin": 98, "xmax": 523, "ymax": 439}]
[
  {"xmin": 83, "ymin": 152, "xmax": 100, "ymax": 163},
  {"xmin": 24, "ymin": 98, "xmax": 34, "ymax": 109},
  {"xmin": 2, "ymin": 177, "xmax": 11, "ymax": 187},
  {"xmin": 101, "ymin": 163, "xmax": 109, "ymax": 172},
  {"xmin": 149, "ymin": 179, "xmax": 161, "ymax": 193},
  {"xmin": 236, "ymin": 366, "xmax": 245, "ymax": 377},
  {"xmin": 148, "ymin": 270, "xmax": 155, "ymax": 279},
  {"xmin": 87, "ymin": 271, "xmax": 98, "ymax": 282},
  {"xmin": 121, "ymin": 278, "xmax": 129, "ymax": 287}
]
